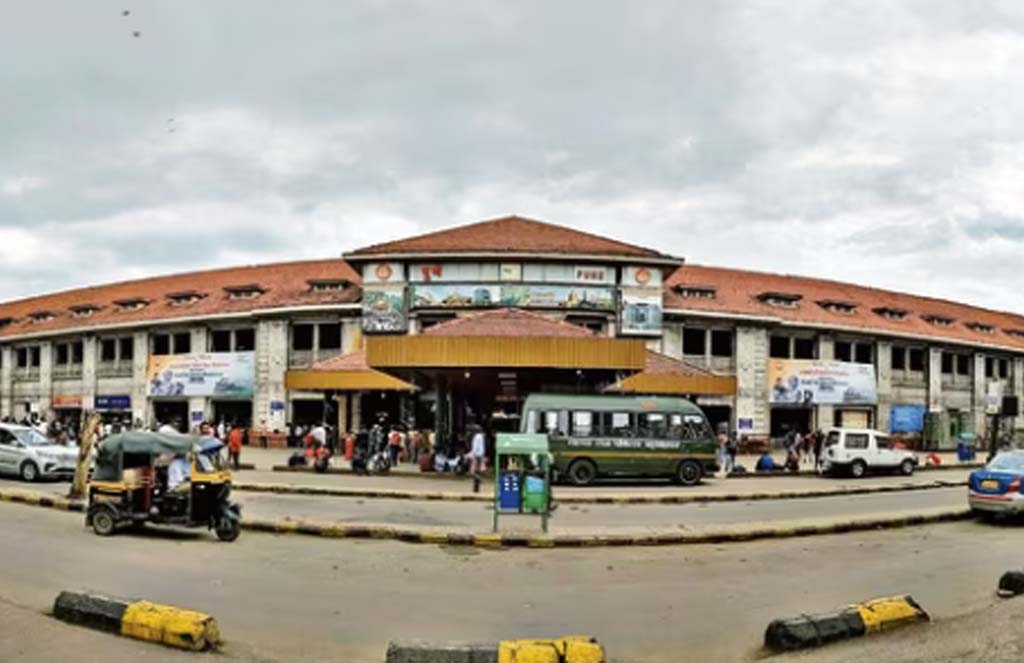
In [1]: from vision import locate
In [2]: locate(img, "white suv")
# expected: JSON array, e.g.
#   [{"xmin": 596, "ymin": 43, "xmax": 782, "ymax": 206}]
[{"xmin": 819, "ymin": 428, "xmax": 918, "ymax": 478}]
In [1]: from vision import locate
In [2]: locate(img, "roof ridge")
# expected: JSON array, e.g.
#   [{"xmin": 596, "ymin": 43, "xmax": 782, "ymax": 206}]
[
  {"xmin": 676, "ymin": 263, "xmax": 1024, "ymax": 324},
  {"xmin": 0, "ymin": 257, "xmax": 359, "ymax": 310},
  {"xmin": 348, "ymin": 215, "xmax": 670, "ymax": 259}
]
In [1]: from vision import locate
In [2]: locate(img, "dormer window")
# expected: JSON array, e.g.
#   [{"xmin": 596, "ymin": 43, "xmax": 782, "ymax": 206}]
[
  {"xmin": 307, "ymin": 278, "xmax": 351, "ymax": 293},
  {"xmin": 0, "ymin": 317, "xmax": 13, "ymax": 328},
  {"xmin": 922, "ymin": 314, "xmax": 954, "ymax": 327},
  {"xmin": 166, "ymin": 291, "xmax": 205, "ymax": 306},
  {"xmin": 966, "ymin": 322, "xmax": 995, "ymax": 334},
  {"xmin": 674, "ymin": 285, "xmax": 716, "ymax": 299},
  {"xmin": 28, "ymin": 311, "xmax": 55, "ymax": 323},
  {"xmin": 817, "ymin": 300, "xmax": 857, "ymax": 315},
  {"xmin": 757, "ymin": 292, "xmax": 802, "ymax": 308},
  {"xmin": 224, "ymin": 284, "xmax": 265, "ymax": 301},
  {"xmin": 1006, "ymin": 328, "xmax": 1024, "ymax": 340},
  {"xmin": 69, "ymin": 304, "xmax": 101, "ymax": 319},
  {"xmin": 114, "ymin": 298, "xmax": 149, "ymax": 312},
  {"xmin": 874, "ymin": 307, "xmax": 908, "ymax": 321}
]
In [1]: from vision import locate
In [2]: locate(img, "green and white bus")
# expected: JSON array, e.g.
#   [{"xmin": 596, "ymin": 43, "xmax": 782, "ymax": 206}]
[{"xmin": 520, "ymin": 394, "xmax": 718, "ymax": 486}]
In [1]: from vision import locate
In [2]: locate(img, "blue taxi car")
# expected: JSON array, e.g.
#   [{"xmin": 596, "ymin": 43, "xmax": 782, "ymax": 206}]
[{"xmin": 968, "ymin": 451, "xmax": 1024, "ymax": 516}]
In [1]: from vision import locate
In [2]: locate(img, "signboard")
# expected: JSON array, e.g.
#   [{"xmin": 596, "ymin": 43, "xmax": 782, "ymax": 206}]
[
  {"xmin": 890, "ymin": 404, "xmax": 926, "ymax": 433},
  {"xmin": 574, "ymin": 265, "xmax": 613, "ymax": 284},
  {"xmin": 411, "ymin": 283, "xmax": 615, "ymax": 311},
  {"xmin": 768, "ymin": 359, "xmax": 877, "ymax": 405},
  {"xmin": 270, "ymin": 400, "xmax": 286, "ymax": 412},
  {"xmin": 620, "ymin": 288, "xmax": 663, "ymax": 336},
  {"xmin": 362, "ymin": 287, "xmax": 407, "ymax": 333},
  {"xmin": 95, "ymin": 395, "xmax": 131, "ymax": 410},
  {"xmin": 147, "ymin": 352, "xmax": 255, "ymax": 397},
  {"xmin": 51, "ymin": 395, "xmax": 83, "ymax": 409},
  {"xmin": 191, "ymin": 411, "xmax": 205, "ymax": 424},
  {"xmin": 737, "ymin": 417, "xmax": 753, "ymax": 431},
  {"xmin": 361, "ymin": 261, "xmax": 401, "ymax": 284}
]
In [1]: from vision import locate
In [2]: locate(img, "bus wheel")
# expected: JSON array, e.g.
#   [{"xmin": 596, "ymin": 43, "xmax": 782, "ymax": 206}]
[
  {"xmin": 676, "ymin": 460, "xmax": 703, "ymax": 486},
  {"xmin": 567, "ymin": 459, "xmax": 597, "ymax": 486}
]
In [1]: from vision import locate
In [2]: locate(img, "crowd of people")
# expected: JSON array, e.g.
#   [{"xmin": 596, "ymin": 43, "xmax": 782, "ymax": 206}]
[{"xmin": 715, "ymin": 427, "xmax": 827, "ymax": 475}]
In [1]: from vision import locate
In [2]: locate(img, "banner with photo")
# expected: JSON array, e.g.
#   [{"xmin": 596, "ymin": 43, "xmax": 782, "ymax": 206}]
[
  {"xmin": 362, "ymin": 286, "xmax": 408, "ymax": 333},
  {"xmin": 147, "ymin": 352, "xmax": 255, "ymax": 398},
  {"xmin": 768, "ymin": 359, "xmax": 877, "ymax": 405},
  {"xmin": 410, "ymin": 283, "xmax": 614, "ymax": 311},
  {"xmin": 619, "ymin": 288, "xmax": 663, "ymax": 336}
]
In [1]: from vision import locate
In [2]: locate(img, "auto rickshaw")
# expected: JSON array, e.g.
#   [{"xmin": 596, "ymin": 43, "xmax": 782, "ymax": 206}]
[{"xmin": 85, "ymin": 431, "xmax": 242, "ymax": 541}]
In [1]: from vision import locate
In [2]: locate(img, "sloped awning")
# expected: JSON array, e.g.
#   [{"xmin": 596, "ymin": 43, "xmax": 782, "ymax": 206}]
[
  {"xmin": 365, "ymin": 309, "xmax": 646, "ymax": 371},
  {"xmin": 605, "ymin": 351, "xmax": 737, "ymax": 396},
  {"xmin": 285, "ymin": 349, "xmax": 415, "ymax": 391}
]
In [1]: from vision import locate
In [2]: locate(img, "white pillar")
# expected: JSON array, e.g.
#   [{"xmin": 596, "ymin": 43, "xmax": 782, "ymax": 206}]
[
  {"xmin": 255, "ymin": 319, "xmax": 288, "ymax": 432},
  {"xmin": 817, "ymin": 335, "xmax": 835, "ymax": 430},
  {"xmin": 131, "ymin": 331, "xmax": 149, "ymax": 427},
  {"xmin": 81, "ymin": 336, "xmax": 97, "ymax": 411},
  {"xmin": 735, "ymin": 326, "xmax": 769, "ymax": 438},
  {"xmin": 38, "ymin": 341, "xmax": 53, "ymax": 420},
  {"xmin": 973, "ymin": 353, "xmax": 987, "ymax": 436},
  {"xmin": 876, "ymin": 341, "xmax": 893, "ymax": 432},
  {"xmin": 0, "ymin": 346, "xmax": 11, "ymax": 418}
]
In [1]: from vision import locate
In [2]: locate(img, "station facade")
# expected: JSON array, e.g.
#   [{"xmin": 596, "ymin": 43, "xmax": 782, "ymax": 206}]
[{"xmin": 0, "ymin": 215, "xmax": 1020, "ymax": 448}]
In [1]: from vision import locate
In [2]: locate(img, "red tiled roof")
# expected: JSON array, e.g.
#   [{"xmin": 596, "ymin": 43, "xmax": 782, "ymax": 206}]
[
  {"xmin": 306, "ymin": 348, "xmax": 372, "ymax": 372},
  {"xmin": 639, "ymin": 350, "xmax": 717, "ymax": 377},
  {"xmin": 347, "ymin": 215, "xmax": 673, "ymax": 260},
  {"xmin": 422, "ymin": 308, "xmax": 596, "ymax": 338},
  {"xmin": 0, "ymin": 259, "xmax": 360, "ymax": 339},
  {"xmin": 665, "ymin": 264, "xmax": 1024, "ymax": 351}
]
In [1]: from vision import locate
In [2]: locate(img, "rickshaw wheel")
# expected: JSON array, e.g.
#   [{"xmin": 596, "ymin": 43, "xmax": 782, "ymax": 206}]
[
  {"xmin": 215, "ymin": 519, "xmax": 241, "ymax": 542},
  {"xmin": 91, "ymin": 509, "xmax": 117, "ymax": 537}
]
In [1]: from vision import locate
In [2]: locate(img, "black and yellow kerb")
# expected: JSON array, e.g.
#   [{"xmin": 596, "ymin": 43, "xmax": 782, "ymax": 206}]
[
  {"xmin": 53, "ymin": 591, "xmax": 220, "ymax": 651},
  {"xmin": 764, "ymin": 595, "xmax": 929, "ymax": 651}
]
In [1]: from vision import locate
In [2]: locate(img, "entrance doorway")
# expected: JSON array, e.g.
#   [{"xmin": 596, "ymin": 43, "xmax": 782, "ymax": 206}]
[
  {"xmin": 835, "ymin": 408, "xmax": 873, "ymax": 429},
  {"xmin": 212, "ymin": 400, "xmax": 253, "ymax": 428},
  {"xmin": 701, "ymin": 405, "xmax": 732, "ymax": 435},
  {"xmin": 291, "ymin": 400, "xmax": 325, "ymax": 427},
  {"xmin": 153, "ymin": 400, "xmax": 189, "ymax": 432},
  {"xmin": 770, "ymin": 407, "xmax": 812, "ymax": 444}
]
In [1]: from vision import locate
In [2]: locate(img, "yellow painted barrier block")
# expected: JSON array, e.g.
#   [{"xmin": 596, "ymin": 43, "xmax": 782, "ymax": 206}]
[
  {"xmin": 120, "ymin": 600, "xmax": 221, "ymax": 651},
  {"xmin": 498, "ymin": 636, "xmax": 605, "ymax": 663},
  {"xmin": 854, "ymin": 595, "xmax": 928, "ymax": 633}
]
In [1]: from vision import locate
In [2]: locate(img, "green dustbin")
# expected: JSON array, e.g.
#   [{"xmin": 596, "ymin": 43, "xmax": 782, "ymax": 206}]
[{"xmin": 522, "ymin": 475, "xmax": 548, "ymax": 513}]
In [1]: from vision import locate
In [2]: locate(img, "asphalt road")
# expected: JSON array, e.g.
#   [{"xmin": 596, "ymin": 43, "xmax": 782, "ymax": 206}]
[{"xmin": 0, "ymin": 500, "xmax": 1021, "ymax": 663}]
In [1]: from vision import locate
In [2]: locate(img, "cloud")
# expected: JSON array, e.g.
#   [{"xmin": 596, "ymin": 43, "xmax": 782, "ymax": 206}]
[{"xmin": 0, "ymin": 0, "xmax": 1023, "ymax": 315}]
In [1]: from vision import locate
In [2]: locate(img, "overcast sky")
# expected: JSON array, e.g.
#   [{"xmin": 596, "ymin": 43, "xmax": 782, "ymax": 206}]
[{"xmin": 1, "ymin": 1, "xmax": 1023, "ymax": 312}]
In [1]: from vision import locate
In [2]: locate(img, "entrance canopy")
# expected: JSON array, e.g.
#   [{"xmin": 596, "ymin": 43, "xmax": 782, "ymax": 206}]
[
  {"xmin": 285, "ymin": 348, "xmax": 415, "ymax": 392},
  {"xmin": 366, "ymin": 308, "xmax": 646, "ymax": 371},
  {"xmin": 605, "ymin": 351, "xmax": 737, "ymax": 397}
]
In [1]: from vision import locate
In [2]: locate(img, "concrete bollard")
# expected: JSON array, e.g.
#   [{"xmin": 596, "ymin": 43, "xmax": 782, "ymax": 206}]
[
  {"xmin": 998, "ymin": 570, "xmax": 1024, "ymax": 597},
  {"xmin": 765, "ymin": 595, "xmax": 928, "ymax": 651},
  {"xmin": 386, "ymin": 636, "xmax": 604, "ymax": 663},
  {"xmin": 53, "ymin": 591, "xmax": 220, "ymax": 651}
]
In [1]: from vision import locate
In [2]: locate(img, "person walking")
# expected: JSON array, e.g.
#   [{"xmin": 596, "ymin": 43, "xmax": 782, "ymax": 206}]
[
  {"xmin": 468, "ymin": 424, "xmax": 487, "ymax": 493},
  {"xmin": 227, "ymin": 423, "xmax": 243, "ymax": 470},
  {"xmin": 716, "ymin": 428, "xmax": 728, "ymax": 476},
  {"xmin": 812, "ymin": 429, "xmax": 825, "ymax": 468},
  {"xmin": 725, "ymin": 430, "xmax": 738, "ymax": 475}
]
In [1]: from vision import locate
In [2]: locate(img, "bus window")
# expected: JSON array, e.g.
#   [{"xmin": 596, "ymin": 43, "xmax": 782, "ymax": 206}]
[
  {"xmin": 638, "ymin": 412, "xmax": 669, "ymax": 439},
  {"xmin": 525, "ymin": 410, "xmax": 537, "ymax": 433},
  {"xmin": 681, "ymin": 414, "xmax": 711, "ymax": 440},
  {"xmin": 543, "ymin": 411, "xmax": 569, "ymax": 436},
  {"xmin": 606, "ymin": 412, "xmax": 634, "ymax": 437},
  {"xmin": 669, "ymin": 414, "xmax": 684, "ymax": 438},
  {"xmin": 571, "ymin": 411, "xmax": 594, "ymax": 437}
]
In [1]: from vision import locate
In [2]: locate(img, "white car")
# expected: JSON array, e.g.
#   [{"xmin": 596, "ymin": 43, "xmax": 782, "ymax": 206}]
[
  {"xmin": 0, "ymin": 424, "xmax": 79, "ymax": 481},
  {"xmin": 818, "ymin": 428, "xmax": 918, "ymax": 478}
]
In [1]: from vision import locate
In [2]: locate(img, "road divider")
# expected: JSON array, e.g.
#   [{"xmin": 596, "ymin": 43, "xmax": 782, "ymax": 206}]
[
  {"xmin": 764, "ymin": 595, "xmax": 929, "ymax": 651},
  {"xmin": 243, "ymin": 507, "xmax": 973, "ymax": 548},
  {"xmin": 0, "ymin": 487, "xmax": 83, "ymax": 511},
  {"xmin": 233, "ymin": 479, "xmax": 967, "ymax": 504},
  {"xmin": 0, "ymin": 485, "xmax": 975, "ymax": 548},
  {"xmin": 53, "ymin": 590, "xmax": 220, "ymax": 651},
  {"xmin": 386, "ymin": 635, "xmax": 605, "ymax": 663}
]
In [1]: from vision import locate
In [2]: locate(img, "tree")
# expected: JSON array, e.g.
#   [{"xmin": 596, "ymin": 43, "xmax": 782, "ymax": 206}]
[{"xmin": 69, "ymin": 412, "xmax": 102, "ymax": 500}]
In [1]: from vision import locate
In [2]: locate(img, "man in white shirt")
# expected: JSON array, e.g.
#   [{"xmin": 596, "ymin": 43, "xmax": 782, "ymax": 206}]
[
  {"xmin": 158, "ymin": 420, "xmax": 178, "ymax": 434},
  {"xmin": 311, "ymin": 423, "xmax": 327, "ymax": 447},
  {"xmin": 167, "ymin": 454, "xmax": 191, "ymax": 494},
  {"xmin": 468, "ymin": 425, "xmax": 486, "ymax": 492}
]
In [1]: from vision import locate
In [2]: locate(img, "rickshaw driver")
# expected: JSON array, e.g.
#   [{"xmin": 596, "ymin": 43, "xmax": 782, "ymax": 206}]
[{"xmin": 167, "ymin": 453, "xmax": 191, "ymax": 495}]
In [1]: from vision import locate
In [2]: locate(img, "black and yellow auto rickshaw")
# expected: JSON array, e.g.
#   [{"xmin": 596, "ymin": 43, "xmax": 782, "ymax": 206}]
[{"xmin": 85, "ymin": 431, "xmax": 242, "ymax": 541}]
